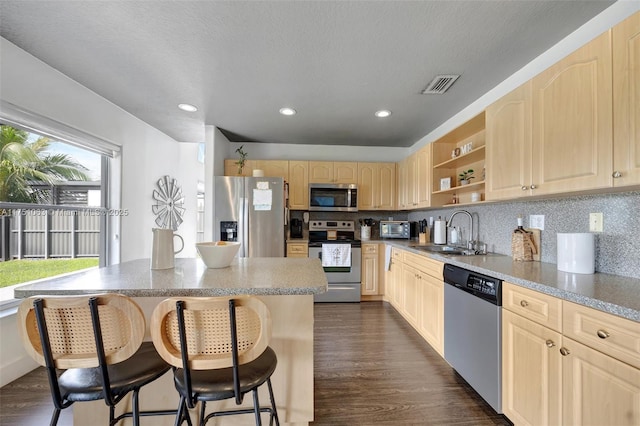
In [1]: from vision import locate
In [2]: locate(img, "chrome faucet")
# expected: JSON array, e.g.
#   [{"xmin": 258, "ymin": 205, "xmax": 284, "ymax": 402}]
[{"xmin": 447, "ymin": 210, "xmax": 474, "ymax": 247}]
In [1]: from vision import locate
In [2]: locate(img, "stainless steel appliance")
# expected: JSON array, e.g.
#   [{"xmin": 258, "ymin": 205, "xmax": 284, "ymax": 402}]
[
  {"xmin": 214, "ymin": 176, "xmax": 285, "ymax": 258},
  {"xmin": 308, "ymin": 220, "xmax": 361, "ymax": 302},
  {"xmin": 380, "ymin": 220, "xmax": 417, "ymax": 239},
  {"xmin": 309, "ymin": 183, "xmax": 358, "ymax": 212},
  {"xmin": 443, "ymin": 263, "xmax": 502, "ymax": 413}
]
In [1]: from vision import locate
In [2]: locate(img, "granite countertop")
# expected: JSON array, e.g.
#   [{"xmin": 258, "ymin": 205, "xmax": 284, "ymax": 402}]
[
  {"xmin": 14, "ymin": 257, "xmax": 328, "ymax": 298},
  {"xmin": 376, "ymin": 239, "xmax": 640, "ymax": 322}
]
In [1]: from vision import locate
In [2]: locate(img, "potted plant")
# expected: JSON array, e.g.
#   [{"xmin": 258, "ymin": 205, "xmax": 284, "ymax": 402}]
[
  {"xmin": 458, "ymin": 169, "xmax": 474, "ymax": 185},
  {"xmin": 235, "ymin": 145, "xmax": 248, "ymax": 175}
]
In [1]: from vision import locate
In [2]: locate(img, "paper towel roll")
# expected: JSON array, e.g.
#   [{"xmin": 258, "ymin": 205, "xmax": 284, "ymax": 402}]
[{"xmin": 557, "ymin": 233, "xmax": 595, "ymax": 274}]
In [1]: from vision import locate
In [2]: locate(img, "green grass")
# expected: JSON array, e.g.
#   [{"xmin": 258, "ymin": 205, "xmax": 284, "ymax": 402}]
[{"xmin": 0, "ymin": 258, "xmax": 99, "ymax": 288}]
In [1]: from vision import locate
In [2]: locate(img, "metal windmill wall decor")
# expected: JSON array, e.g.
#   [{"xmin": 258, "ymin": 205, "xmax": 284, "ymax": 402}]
[{"xmin": 152, "ymin": 175, "xmax": 185, "ymax": 230}]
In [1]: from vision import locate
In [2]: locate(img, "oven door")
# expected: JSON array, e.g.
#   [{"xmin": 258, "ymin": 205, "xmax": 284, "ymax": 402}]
[{"xmin": 309, "ymin": 246, "xmax": 361, "ymax": 302}]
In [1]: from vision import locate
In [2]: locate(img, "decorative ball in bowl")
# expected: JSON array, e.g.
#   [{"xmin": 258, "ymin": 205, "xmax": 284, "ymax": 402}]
[{"xmin": 196, "ymin": 241, "xmax": 241, "ymax": 268}]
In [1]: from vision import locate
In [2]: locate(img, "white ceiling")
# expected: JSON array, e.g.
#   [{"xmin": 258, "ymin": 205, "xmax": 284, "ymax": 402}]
[{"xmin": 0, "ymin": 1, "xmax": 614, "ymax": 147}]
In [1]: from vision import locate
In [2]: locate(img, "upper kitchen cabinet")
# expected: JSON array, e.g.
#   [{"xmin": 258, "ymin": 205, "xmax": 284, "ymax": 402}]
[
  {"xmin": 308, "ymin": 161, "xmax": 358, "ymax": 184},
  {"xmin": 613, "ymin": 11, "xmax": 640, "ymax": 187},
  {"xmin": 253, "ymin": 160, "xmax": 289, "ymax": 181},
  {"xmin": 396, "ymin": 146, "xmax": 430, "ymax": 210},
  {"xmin": 357, "ymin": 163, "xmax": 396, "ymax": 210},
  {"xmin": 531, "ymin": 30, "xmax": 613, "ymax": 195},
  {"xmin": 431, "ymin": 112, "xmax": 486, "ymax": 207},
  {"xmin": 486, "ymin": 82, "xmax": 533, "ymax": 201},
  {"xmin": 288, "ymin": 161, "xmax": 309, "ymax": 210}
]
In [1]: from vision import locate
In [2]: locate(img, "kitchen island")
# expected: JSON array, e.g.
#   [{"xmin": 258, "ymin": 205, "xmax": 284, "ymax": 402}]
[{"xmin": 14, "ymin": 257, "xmax": 328, "ymax": 426}]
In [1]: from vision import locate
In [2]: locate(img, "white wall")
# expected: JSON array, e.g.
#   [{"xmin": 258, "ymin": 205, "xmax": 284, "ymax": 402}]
[{"xmin": 0, "ymin": 37, "xmax": 203, "ymax": 385}]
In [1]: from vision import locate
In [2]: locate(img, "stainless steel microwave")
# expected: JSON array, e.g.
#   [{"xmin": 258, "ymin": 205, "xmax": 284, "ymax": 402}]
[
  {"xmin": 380, "ymin": 221, "xmax": 417, "ymax": 239},
  {"xmin": 309, "ymin": 183, "xmax": 358, "ymax": 212}
]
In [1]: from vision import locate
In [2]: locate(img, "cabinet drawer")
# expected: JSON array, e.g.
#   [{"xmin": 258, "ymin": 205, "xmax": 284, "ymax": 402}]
[
  {"xmin": 403, "ymin": 252, "xmax": 443, "ymax": 279},
  {"xmin": 563, "ymin": 301, "xmax": 640, "ymax": 369},
  {"xmin": 362, "ymin": 243, "xmax": 379, "ymax": 254},
  {"xmin": 503, "ymin": 282, "xmax": 562, "ymax": 332},
  {"xmin": 286, "ymin": 243, "xmax": 308, "ymax": 256}
]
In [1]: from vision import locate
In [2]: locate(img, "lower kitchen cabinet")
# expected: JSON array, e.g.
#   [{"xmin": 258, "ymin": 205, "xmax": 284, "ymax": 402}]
[
  {"xmin": 502, "ymin": 282, "xmax": 640, "ymax": 426},
  {"xmin": 502, "ymin": 309, "xmax": 562, "ymax": 426},
  {"xmin": 561, "ymin": 336, "xmax": 640, "ymax": 426},
  {"xmin": 286, "ymin": 241, "xmax": 308, "ymax": 258},
  {"xmin": 384, "ymin": 247, "xmax": 444, "ymax": 356},
  {"xmin": 361, "ymin": 243, "xmax": 382, "ymax": 296}
]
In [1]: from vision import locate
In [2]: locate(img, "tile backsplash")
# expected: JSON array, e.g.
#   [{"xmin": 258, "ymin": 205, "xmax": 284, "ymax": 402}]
[{"xmin": 408, "ymin": 191, "xmax": 640, "ymax": 279}]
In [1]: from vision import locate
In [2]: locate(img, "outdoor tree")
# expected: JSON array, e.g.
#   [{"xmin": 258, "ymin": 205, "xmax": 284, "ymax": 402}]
[{"xmin": 0, "ymin": 125, "xmax": 90, "ymax": 202}]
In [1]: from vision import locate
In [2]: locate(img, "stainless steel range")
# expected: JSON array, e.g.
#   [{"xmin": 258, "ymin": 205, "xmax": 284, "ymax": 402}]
[{"xmin": 308, "ymin": 220, "xmax": 361, "ymax": 302}]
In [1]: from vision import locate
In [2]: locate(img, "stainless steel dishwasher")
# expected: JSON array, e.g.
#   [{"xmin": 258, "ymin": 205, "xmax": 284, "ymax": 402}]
[{"xmin": 443, "ymin": 263, "xmax": 502, "ymax": 414}]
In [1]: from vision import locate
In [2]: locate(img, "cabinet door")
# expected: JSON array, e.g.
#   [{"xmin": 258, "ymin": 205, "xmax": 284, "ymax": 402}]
[
  {"xmin": 502, "ymin": 310, "xmax": 562, "ymax": 426},
  {"xmin": 377, "ymin": 163, "xmax": 396, "ymax": 210},
  {"xmin": 406, "ymin": 153, "xmax": 418, "ymax": 209},
  {"xmin": 361, "ymin": 245, "xmax": 379, "ymax": 295},
  {"xmin": 613, "ymin": 11, "xmax": 640, "ymax": 187},
  {"xmin": 286, "ymin": 242, "xmax": 308, "ymax": 258},
  {"xmin": 357, "ymin": 163, "xmax": 377, "ymax": 210},
  {"xmin": 308, "ymin": 161, "xmax": 333, "ymax": 183},
  {"xmin": 418, "ymin": 274, "xmax": 443, "ymax": 356},
  {"xmin": 486, "ymin": 82, "xmax": 533, "ymax": 200},
  {"xmin": 397, "ymin": 158, "xmax": 408, "ymax": 209},
  {"xmin": 531, "ymin": 31, "xmax": 613, "ymax": 195},
  {"xmin": 562, "ymin": 337, "xmax": 640, "ymax": 426},
  {"xmin": 416, "ymin": 147, "xmax": 431, "ymax": 208},
  {"xmin": 390, "ymin": 254, "xmax": 403, "ymax": 309},
  {"xmin": 288, "ymin": 161, "xmax": 309, "ymax": 210},
  {"xmin": 254, "ymin": 160, "xmax": 289, "ymax": 180},
  {"xmin": 401, "ymin": 264, "xmax": 419, "ymax": 327},
  {"xmin": 333, "ymin": 162, "xmax": 358, "ymax": 184}
]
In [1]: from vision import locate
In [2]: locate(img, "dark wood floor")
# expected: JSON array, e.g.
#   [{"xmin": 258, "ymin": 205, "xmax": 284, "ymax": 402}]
[
  {"xmin": 0, "ymin": 301, "xmax": 509, "ymax": 425},
  {"xmin": 312, "ymin": 302, "xmax": 509, "ymax": 425}
]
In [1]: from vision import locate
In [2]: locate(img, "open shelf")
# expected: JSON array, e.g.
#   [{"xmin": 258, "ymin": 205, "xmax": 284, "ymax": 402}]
[
  {"xmin": 433, "ymin": 146, "xmax": 486, "ymax": 169},
  {"xmin": 433, "ymin": 180, "xmax": 485, "ymax": 195}
]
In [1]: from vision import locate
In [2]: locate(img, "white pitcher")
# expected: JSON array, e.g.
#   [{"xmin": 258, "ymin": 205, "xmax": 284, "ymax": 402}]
[{"xmin": 151, "ymin": 228, "xmax": 184, "ymax": 270}]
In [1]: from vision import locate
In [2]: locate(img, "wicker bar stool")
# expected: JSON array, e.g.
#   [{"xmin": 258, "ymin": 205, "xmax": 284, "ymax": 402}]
[
  {"xmin": 150, "ymin": 296, "xmax": 280, "ymax": 426},
  {"xmin": 17, "ymin": 294, "xmax": 178, "ymax": 426}
]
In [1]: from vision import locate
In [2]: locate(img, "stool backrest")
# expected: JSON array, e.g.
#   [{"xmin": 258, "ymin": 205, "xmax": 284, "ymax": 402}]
[
  {"xmin": 18, "ymin": 294, "xmax": 146, "ymax": 369},
  {"xmin": 151, "ymin": 296, "xmax": 271, "ymax": 370}
]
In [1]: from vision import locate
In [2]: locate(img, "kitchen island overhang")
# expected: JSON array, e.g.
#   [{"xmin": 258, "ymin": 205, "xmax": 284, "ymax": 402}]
[{"xmin": 14, "ymin": 257, "xmax": 327, "ymax": 426}]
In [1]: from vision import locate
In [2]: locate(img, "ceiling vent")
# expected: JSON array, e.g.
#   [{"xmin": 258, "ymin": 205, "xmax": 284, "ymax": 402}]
[{"xmin": 422, "ymin": 74, "xmax": 460, "ymax": 94}]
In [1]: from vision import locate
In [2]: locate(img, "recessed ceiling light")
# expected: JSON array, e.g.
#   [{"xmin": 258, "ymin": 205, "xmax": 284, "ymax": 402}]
[
  {"xmin": 279, "ymin": 107, "xmax": 296, "ymax": 116},
  {"xmin": 178, "ymin": 103, "xmax": 198, "ymax": 112},
  {"xmin": 375, "ymin": 110, "xmax": 392, "ymax": 118}
]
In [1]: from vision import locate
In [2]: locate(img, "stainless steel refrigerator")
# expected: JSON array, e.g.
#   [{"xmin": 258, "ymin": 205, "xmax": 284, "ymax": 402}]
[{"xmin": 214, "ymin": 176, "xmax": 285, "ymax": 257}]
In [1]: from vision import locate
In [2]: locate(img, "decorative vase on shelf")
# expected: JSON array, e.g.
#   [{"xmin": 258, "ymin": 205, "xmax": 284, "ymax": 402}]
[{"xmin": 460, "ymin": 179, "xmax": 470, "ymax": 186}]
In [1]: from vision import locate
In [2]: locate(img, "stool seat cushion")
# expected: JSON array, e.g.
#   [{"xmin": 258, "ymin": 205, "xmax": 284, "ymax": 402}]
[
  {"xmin": 174, "ymin": 347, "xmax": 277, "ymax": 402},
  {"xmin": 59, "ymin": 342, "xmax": 170, "ymax": 402}
]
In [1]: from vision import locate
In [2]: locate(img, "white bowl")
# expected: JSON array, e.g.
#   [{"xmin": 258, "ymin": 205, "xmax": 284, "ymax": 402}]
[{"xmin": 196, "ymin": 241, "xmax": 241, "ymax": 268}]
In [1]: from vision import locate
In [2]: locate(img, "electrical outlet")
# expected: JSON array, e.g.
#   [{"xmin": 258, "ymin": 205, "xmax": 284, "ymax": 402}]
[
  {"xmin": 589, "ymin": 212, "xmax": 603, "ymax": 232},
  {"xmin": 529, "ymin": 215, "xmax": 545, "ymax": 230}
]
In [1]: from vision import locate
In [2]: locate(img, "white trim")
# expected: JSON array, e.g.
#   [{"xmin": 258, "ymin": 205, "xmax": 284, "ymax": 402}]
[{"xmin": 0, "ymin": 100, "xmax": 121, "ymax": 157}]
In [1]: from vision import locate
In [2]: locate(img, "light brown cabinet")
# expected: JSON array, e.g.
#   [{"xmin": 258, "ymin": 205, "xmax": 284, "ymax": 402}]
[
  {"xmin": 485, "ymin": 82, "xmax": 533, "ymax": 201},
  {"xmin": 361, "ymin": 243, "xmax": 382, "ymax": 296},
  {"xmin": 384, "ymin": 248, "xmax": 444, "ymax": 356},
  {"xmin": 286, "ymin": 241, "xmax": 308, "ymax": 258},
  {"xmin": 530, "ymin": 30, "xmax": 613, "ymax": 195},
  {"xmin": 396, "ymin": 147, "xmax": 430, "ymax": 210},
  {"xmin": 612, "ymin": 11, "xmax": 640, "ymax": 187},
  {"xmin": 502, "ymin": 283, "xmax": 562, "ymax": 425},
  {"xmin": 288, "ymin": 161, "xmax": 309, "ymax": 210},
  {"xmin": 308, "ymin": 161, "xmax": 357, "ymax": 184},
  {"xmin": 502, "ymin": 282, "xmax": 640, "ymax": 426},
  {"xmin": 254, "ymin": 160, "xmax": 289, "ymax": 181},
  {"xmin": 358, "ymin": 163, "xmax": 396, "ymax": 210}
]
